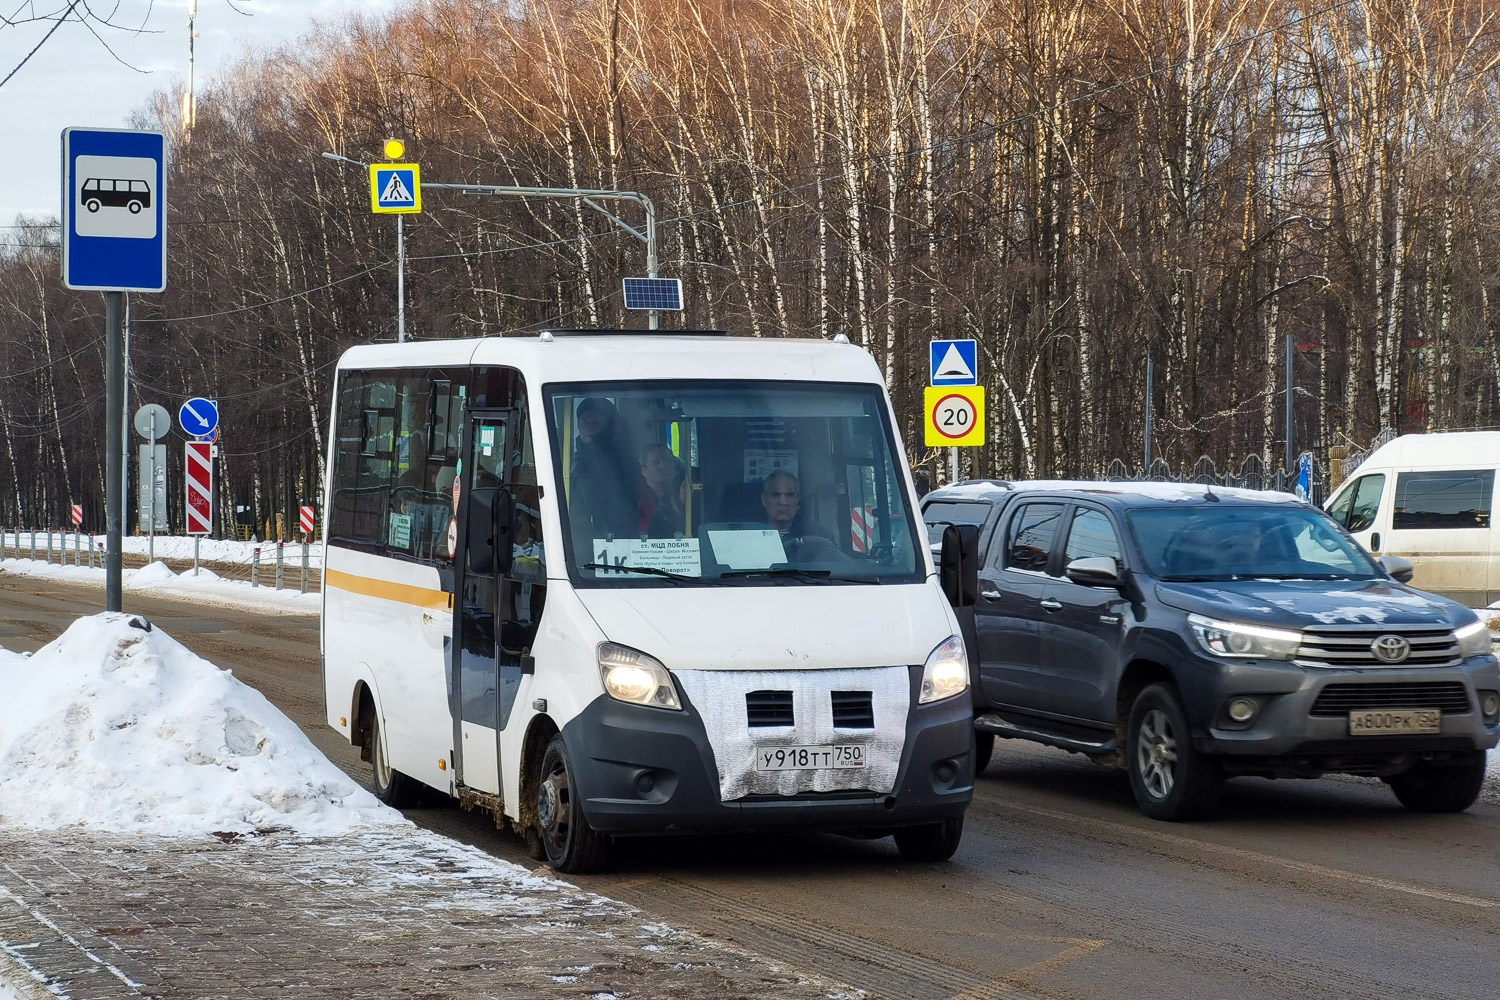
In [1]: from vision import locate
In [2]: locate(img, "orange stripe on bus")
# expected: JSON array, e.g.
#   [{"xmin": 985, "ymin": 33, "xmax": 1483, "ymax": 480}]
[{"xmin": 324, "ymin": 568, "xmax": 451, "ymax": 610}]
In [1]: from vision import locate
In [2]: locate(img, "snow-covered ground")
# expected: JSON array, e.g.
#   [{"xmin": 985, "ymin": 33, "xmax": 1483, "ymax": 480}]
[
  {"xmin": 0, "ymin": 614, "xmax": 396, "ymax": 836},
  {"xmin": 0, "ymin": 552, "xmax": 320, "ymax": 613}
]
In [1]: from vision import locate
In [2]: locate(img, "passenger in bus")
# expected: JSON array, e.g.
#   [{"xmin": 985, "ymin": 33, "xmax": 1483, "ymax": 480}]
[
  {"xmin": 568, "ymin": 397, "xmax": 636, "ymax": 546},
  {"xmin": 759, "ymin": 470, "xmax": 847, "ymax": 562},
  {"xmin": 637, "ymin": 444, "xmax": 688, "ymax": 537}
]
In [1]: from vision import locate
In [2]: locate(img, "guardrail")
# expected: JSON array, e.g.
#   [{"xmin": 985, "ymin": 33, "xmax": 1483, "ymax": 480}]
[{"xmin": 0, "ymin": 529, "xmax": 321, "ymax": 594}]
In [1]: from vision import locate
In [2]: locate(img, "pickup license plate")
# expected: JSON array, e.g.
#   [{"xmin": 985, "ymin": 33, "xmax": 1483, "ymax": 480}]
[
  {"xmin": 755, "ymin": 745, "xmax": 866, "ymax": 771},
  {"xmin": 1348, "ymin": 709, "xmax": 1441, "ymax": 735}
]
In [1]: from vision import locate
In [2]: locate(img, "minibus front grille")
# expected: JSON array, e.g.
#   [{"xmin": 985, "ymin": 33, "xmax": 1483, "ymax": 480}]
[
  {"xmin": 746, "ymin": 690, "xmax": 794, "ymax": 727},
  {"xmin": 831, "ymin": 691, "xmax": 875, "ymax": 728}
]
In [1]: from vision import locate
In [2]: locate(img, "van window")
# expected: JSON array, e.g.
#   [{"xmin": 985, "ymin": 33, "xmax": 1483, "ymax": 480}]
[
  {"xmin": 1393, "ymin": 470, "xmax": 1494, "ymax": 530},
  {"xmin": 922, "ymin": 500, "xmax": 992, "ymax": 545},
  {"xmin": 1344, "ymin": 474, "xmax": 1385, "ymax": 533}
]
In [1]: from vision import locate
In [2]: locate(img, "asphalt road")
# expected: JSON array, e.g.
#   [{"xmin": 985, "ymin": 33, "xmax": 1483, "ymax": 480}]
[{"xmin": 3, "ymin": 572, "xmax": 1497, "ymax": 1000}]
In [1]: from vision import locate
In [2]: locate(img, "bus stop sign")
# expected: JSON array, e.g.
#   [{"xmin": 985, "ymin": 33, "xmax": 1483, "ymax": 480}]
[{"xmin": 61, "ymin": 127, "xmax": 167, "ymax": 292}]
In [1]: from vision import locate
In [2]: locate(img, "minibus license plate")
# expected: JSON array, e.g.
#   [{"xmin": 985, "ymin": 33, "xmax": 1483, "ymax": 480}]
[
  {"xmin": 1348, "ymin": 709, "xmax": 1440, "ymax": 735},
  {"xmin": 755, "ymin": 745, "xmax": 865, "ymax": 771}
]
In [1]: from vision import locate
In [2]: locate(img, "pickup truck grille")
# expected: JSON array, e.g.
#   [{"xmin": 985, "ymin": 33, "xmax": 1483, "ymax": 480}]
[
  {"xmin": 746, "ymin": 690, "xmax": 794, "ymax": 727},
  {"xmin": 1295, "ymin": 627, "xmax": 1460, "ymax": 669},
  {"xmin": 1310, "ymin": 682, "xmax": 1471, "ymax": 716}
]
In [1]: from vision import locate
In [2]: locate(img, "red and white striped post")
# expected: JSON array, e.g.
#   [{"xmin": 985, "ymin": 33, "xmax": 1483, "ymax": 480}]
[
  {"xmin": 186, "ymin": 441, "xmax": 213, "ymax": 575},
  {"xmin": 298, "ymin": 505, "xmax": 314, "ymax": 594}
]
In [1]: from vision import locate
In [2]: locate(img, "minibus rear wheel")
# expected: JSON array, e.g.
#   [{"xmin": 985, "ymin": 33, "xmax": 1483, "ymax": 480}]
[
  {"xmin": 537, "ymin": 736, "xmax": 611, "ymax": 873},
  {"xmin": 367, "ymin": 710, "xmax": 417, "ymax": 807},
  {"xmin": 893, "ymin": 816, "xmax": 964, "ymax": 862}
]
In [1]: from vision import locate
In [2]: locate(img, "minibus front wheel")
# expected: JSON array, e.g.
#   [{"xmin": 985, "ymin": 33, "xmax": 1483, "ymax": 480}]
[
  {"xmin": 893, "ymin": 815, "xmax": 964, "ymax": 862},
  {"xmin": 536, "ymin": 735, "xmax": 611, "ymax": 873}
]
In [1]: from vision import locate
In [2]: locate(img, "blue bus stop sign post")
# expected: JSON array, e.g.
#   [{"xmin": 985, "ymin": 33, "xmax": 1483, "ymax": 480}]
[
  {"xmin": 61, "ymin": 127, "xmax": 168, "ymax": 613},
  {"xmin": 62, "ymin": 128, "xmax": 167, "ymax": 292}
]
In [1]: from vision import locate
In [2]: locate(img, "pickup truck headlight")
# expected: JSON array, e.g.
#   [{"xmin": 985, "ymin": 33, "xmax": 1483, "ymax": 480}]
[
  {"xmin": 1455, "ymin": 619, "xmax": 1495, "ymax": 659},
  {"xmin": 919, "ymin": 635, "xmax": 969, "ymax": 704},
  {"xmin": 597, "ymin": 642, "xmax": 682, "ymax": 710},
  {"xmin": 1188, "ymin": 614, "xmax": 1301, "ymax": 660}
]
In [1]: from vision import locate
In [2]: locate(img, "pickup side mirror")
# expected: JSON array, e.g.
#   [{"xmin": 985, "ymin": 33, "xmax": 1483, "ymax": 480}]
[
  {"xmin": 466, "ymin": 487, "xmax": 515, "ymax": 576},
  {"xmin": 1065, "ymin": 556, "xmax": 1121, "ymax": 588},
  {"xmin": 1380, "ymin": 554, "xmax": 1415, "ymax": 584},
  {"xmin": 939, "ymin": 523, "xmax": 980, "ymax": 607}
]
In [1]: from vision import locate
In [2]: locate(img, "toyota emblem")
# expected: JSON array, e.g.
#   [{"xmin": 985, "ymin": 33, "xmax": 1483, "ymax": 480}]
[{"xmin": 1370, "ymin": 634, "xmax": 1411, "ymax": 664}]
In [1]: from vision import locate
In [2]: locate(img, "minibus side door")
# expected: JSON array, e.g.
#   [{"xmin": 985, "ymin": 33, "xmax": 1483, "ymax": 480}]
[{"xmin": 453, "ymin": 411, "xmax": 510, "ymax": 799}]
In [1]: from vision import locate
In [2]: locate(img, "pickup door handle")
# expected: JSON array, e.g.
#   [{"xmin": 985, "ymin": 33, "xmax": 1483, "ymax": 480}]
[
  {"xmin": 980, "ymin": 589, "xmax": 1002, "ymax": 600},
  {"xmin": 1040, "ymin": 598, "xmax": 1063, "ymax": 611}
]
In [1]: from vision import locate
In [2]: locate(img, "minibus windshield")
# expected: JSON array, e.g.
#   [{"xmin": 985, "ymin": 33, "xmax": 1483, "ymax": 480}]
[
  {"xmin": 546, "ymin": 380, "xmax": 923, "ymax": 586},
  {"xmin": 1128, "ymin": 504, "xmax": 1382, "ymax": 581}
]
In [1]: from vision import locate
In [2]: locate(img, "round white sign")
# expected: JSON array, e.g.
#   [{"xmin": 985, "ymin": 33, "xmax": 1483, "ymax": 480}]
[{"xmin": 931, "ymin": 393, "xmax": 978, "ymax": 440}]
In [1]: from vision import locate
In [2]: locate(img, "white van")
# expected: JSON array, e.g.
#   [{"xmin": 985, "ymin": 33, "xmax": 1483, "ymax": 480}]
[
  {"xmin": 1324, "ymin": 431, "xmax": 1500, "ymax": 606},
  {"xmin": 320, "ymin": 330, "xmax": 975, "ymax": 871}
]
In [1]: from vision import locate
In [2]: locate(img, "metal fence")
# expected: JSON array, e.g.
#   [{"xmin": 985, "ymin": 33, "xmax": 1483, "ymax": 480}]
[{"xmin": 1100, "ymin": 453, "xmax": 1333, "ymax": 506}]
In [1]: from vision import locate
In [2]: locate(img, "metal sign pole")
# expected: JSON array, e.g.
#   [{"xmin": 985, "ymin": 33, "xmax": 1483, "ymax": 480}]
[
  {"xmin": 397, "ymin": 214, "xmax": 406, "ymax": 343},
  {"xmin": 148, "ymin": 412, "xmax": 157, "ymax": 563},
  {"xmin": 105, "ymin": 291, "xmax": 124, "ymax": 611}
]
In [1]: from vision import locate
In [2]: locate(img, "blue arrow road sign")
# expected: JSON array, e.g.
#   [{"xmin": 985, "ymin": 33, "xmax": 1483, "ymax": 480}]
[
  {"xmin": 179, "ymin": 398, "xmax": 219, "ymax": 438},
  {"xmin": 61, "ymin": 127, "xmax": 167, "ymax": 292},
  {"xmin": 930, "ymin": 339, "xmax": 978, "ymax": 386}
]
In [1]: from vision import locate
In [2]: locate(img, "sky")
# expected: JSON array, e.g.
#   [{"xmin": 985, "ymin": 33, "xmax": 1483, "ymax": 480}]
[{"xmin": 1, "ymin": 0, "xmax": 403, "ymax": 224}]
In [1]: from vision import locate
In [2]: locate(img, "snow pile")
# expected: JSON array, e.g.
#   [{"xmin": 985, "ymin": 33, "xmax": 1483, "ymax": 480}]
[
  {"xmin": 0, "ymin": 613, "xmax": 408, "ymax": 837},
  {"xmin": 126, "ymin": 559, "xmax": 184, "ymax": 587}
]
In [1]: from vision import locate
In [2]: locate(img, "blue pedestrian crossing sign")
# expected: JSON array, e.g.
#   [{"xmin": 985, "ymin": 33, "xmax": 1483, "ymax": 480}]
[
  {"xmin": 179, "ymin": 397, "xmax": 219, "ymax": 438},
  {"xmin": 370, "ymin": 164, "xmax": 421, "ymax": 214},
  {"xmin": 930, "ymin": 339, "xmax": 978, "ymax": 386},
  {"xmin": 61, "ymin": 127, "xmax": 167, "ymax": 292}
]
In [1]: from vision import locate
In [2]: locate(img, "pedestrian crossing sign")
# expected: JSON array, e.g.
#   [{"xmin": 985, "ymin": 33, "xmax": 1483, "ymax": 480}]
[{"xmin": 370, "ymin": 164, "xmax": 422, "ymax": 214}]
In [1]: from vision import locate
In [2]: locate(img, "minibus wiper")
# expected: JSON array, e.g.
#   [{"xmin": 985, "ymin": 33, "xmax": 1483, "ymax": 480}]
[
  {"xmin": 718, "ymin": 567, "xmax": 880, "ymax": 584},
  {"xmin": 582, "ymin": 562, "xmax": 697, "ymax": 583}
]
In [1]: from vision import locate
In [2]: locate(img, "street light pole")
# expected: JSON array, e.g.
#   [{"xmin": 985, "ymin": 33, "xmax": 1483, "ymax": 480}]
[{"xmin": 320, "ymin": 151, "xmax": 661, "ymax": 331}]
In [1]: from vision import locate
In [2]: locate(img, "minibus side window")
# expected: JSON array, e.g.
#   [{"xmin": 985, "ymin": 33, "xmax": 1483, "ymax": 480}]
[{"xmin": 1393, "ymin": 470, "xmax": 1493, "ymax": 530}]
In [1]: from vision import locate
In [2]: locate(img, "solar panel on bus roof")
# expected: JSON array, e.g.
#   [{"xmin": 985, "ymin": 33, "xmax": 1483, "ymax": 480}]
[{"xmin": 622, "ymin": 277, "xmax": 684, "ymax": 311}]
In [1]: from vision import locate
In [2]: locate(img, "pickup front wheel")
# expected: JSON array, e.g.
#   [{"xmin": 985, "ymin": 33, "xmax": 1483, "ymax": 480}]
[
  {"xmin": 1386, "ymin": 751, "xmax": 1486, "ymax": 813},
  {"xmin": 1127, "ymin": 683, "xmax": 1223, "ymax": 821}
]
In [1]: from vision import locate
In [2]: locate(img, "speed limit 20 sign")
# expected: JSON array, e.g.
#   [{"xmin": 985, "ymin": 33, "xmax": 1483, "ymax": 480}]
[{"xmin": 924, "ymin": 385, "xmax": 986, "ymax": 447}]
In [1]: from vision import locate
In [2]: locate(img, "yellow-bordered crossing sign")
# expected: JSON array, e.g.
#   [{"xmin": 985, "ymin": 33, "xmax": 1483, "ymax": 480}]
[
  {"xmin": 370, "ymin": 164, "xmax": 422, "ymax": 214},
  {"xmin": 925, "ymin": 385, "xmax": 985, "ymax": 447}
]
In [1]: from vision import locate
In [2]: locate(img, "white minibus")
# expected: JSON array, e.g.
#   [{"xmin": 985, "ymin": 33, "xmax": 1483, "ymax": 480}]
[
  {"xmin": 1325, "ymin": 431, "xmax": 1500, "ymax": 606},
  {"xmin": 320, "ymin": 330, "xmax": 975, "ymax": 871}
]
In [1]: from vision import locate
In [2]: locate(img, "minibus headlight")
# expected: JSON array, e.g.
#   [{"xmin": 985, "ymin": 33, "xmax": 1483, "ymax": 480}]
[
  {"xmin": 1455, "ymin": 619, "xmax": 1495, "ymax": 659},
  {"xmin": 920, "ymin": 635, "xmax": 969, "ymax": 704},
  {"xmin": 1188, "ymin": 614, "xmax": 1301, "ymax": 660},
  {"xmin": 597, "ymin": 642, "xmax": 682, "ymax": 710}
]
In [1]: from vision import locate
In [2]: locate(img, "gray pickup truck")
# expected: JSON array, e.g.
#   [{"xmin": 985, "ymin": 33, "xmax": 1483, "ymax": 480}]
[{"xmin": 923, "ymin": 479, "xmax": 1499, "ymax": 820}]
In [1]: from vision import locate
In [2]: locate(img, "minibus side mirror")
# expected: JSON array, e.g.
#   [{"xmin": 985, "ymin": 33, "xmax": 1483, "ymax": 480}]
[
  {"xmin": 465, "ymin": 488, "xmax": 515, "ymax": 576},
  {"xmin": 1064, "ymin": 556, "xmax": 1121, "ymax": 588},
  {"xmin": 1380, "ymin": 555, "xmax": 1414, "ymax": 584},
  {"xmin": 939, "ymin": 523, "xmax": 979, "ymax": 607}
]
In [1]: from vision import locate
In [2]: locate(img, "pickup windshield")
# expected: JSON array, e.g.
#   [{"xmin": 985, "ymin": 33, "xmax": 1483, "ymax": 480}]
[
  {"xmin": 546, "ymin": 380, "xmax": 922, "ymax": 586},
  {"xmin": 1128, "ymin": 504, "xmax": 1381, "ymax": 581}
]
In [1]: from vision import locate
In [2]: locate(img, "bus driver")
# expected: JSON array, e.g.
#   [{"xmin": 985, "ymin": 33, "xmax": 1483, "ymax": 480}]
[{"xmin": 759, "ymin": 470, "xmax": 846, "ymax": 562}]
